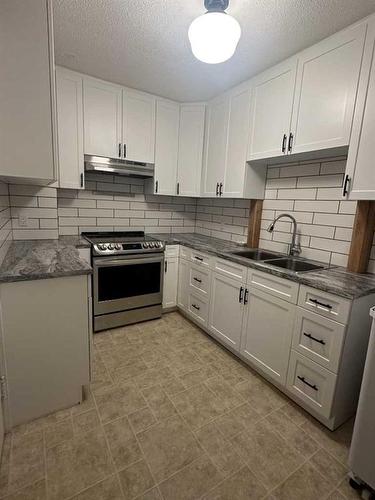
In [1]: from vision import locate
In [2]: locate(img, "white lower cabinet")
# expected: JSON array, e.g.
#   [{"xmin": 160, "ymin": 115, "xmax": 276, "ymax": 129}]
[
  {"xmin": 177, "ymin": 258, "xmax": 189, "ymax": 311},
  {"xmin": 240, "ymin": 287, "xmax": 295, "ymax": 385},
  {"xmin": 188, "ymin": 292, "xmax": 208, "ymax": 327},
  {"xmin": 208, "ymin": 273, "xmax": 245, "ymax": 352},
  {"xmin": 163, "ymin": 257, "xmax": 178, "ymax": 309}
]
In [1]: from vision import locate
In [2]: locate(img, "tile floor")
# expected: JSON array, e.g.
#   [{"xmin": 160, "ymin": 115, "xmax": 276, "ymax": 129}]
[{"xmin": 0, "ymin": 312, "xmax": 361, "ymax": 500}]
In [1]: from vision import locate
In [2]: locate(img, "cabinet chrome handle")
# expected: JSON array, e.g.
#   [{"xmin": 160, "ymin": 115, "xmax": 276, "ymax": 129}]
[
  {"xmin": 303, "ymin": 332, "xmax": 326, "ymax": 345},
  {"xmin": 193, "ymin": 277, "xmax": 202, "ymax": 283},
  {"xmin": 216, "ymin": 182, "xmax": 219, "ymax": 196},
  {"xmin": 342, "ymin": 174, "xmax": 350, "ymax": 197},
  {"xmin": 80, "ymin": 173, "xmax": 84, "ymax": 188},
  {"xmin": 192, "ymin": 303, "xmax": 200, "ymax": 311},
  {"xmin": 239, "ymin": 286, "xmax": 244, "ymax": 303},
  {"xmin": 219, "ymin": 182, "xmax": 223, "ymax": 196},
  {"xmin": 118, "ymin": 143, "xmax": 122, "ymax": 157},
  {"xmin": 298, "ymin": 376, "xmax": 318, "ymax": 391},
  {"xmin": 244, "ymin": 288, "xmax": 249, "ymax": 305},
  {"xmin": 155, "ymin": 180, "xmax": 158, "ymax": 193},
  {"xmin": 282, "ymin": 134, "xmax": 287, "ymax": 153},
  {"xmin": 164, "ymin": 260, "xmax": 168, "ymax": 273},
  {"xmin": 123, "ymin": 144, "xmax": 127, "ymax": 158},
  {"xmin": 288, "ymin": 133, "xmax": 293, "ymax": 152},
  {"xmin": 194, "ymin": 256, "xmax": 203, "ymax": 262},
  {"xmin": 308, "ymin": 298, "xmax": 332, "ymax": 310},
  {"xmin": 177, "ymin": 182, "xmax": 180, "ymax": 195}
]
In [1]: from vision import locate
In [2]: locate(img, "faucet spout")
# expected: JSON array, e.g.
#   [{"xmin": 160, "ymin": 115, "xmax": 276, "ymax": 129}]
[{"xmin": 267, "ymin": 213, "xmax": 301, "ymax": 256}]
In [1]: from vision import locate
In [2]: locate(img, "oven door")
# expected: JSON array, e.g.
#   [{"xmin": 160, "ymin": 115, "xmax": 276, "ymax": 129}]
[{"xmin": 93, "ymin": 253, "xmax": 164, "ymax": 316}]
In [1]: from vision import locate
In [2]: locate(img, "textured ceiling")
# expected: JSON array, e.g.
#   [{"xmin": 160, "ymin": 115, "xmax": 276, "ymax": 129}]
[{"xmin": 53, "ymin": 0, "xmax": 375, "ymax": 102}]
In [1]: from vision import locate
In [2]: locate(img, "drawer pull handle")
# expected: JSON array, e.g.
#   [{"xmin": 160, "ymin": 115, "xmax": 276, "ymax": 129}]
[
  {"xmin": 194, "ymin": 256, "xmax": 203, "ymax": 262},
  {"xmin": 297, "ymin": 376, "xmax": 318, "ymax": 391},
  {"xmin": 309, "ymin": 298, "xmax": 332, "ymax": 310},
  {"xmin": 244, "ymin": 288, "xmax": 249, "ymax": 305},
  {"xmin": 192, "ymin": 303, "xmax": 200, "ymax": 311},
  {"xmin": 303, "ymin": 332, "xmax": 326, "ymax": 345},
  {"xmin": 193, "ymin": 277, "xmax": 202, "ymax": 283},
  {"xmin": 239, "ymin": 286, "xmax": 244, "ymax": 303}
]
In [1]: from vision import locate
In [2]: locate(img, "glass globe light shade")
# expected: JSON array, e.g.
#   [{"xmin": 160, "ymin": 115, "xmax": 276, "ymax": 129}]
[{"xmin": 188, "ymin": 11, "xmax": 241, "ymax": 64}]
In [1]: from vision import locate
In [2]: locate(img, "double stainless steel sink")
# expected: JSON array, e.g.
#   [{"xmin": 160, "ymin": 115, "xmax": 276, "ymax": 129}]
[{"xmin": 230, "ymin": 249, "xmax": 327, "ymax": 273}]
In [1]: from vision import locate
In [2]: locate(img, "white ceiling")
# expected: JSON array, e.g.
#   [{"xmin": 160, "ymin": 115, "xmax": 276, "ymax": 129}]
[{"xmin": 53, "ymin": 0, "xmax": 375, "ymax": 102}]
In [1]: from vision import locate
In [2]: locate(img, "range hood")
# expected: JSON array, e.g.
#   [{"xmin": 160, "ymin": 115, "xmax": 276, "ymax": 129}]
[{"xmin": 84, "ymin": 155, "xmax": 154, "ymax": 178}]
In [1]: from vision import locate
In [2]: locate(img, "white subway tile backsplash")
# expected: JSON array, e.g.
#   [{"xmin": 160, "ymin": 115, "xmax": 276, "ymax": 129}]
[
  {"xmin": 313, "ymin": 213, "xmax": 355, "ymax": 227},
  {"xmin": 279, "ymin": 163, "xmax": 320, "ymax": 178},
  {"xmin": 277, "ymin": 188, "xmax": 316, "ymax": 200},
  {"xmin": 297, "ymin": 174, "xmax": 344, "ymax": 188},
  {"xmin": 294, "ymin": 200, "xmax": 339, "ymax": 213}
]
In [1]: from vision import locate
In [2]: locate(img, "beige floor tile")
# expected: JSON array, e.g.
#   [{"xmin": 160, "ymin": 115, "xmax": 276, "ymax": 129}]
[
  {"xmin": 111, "ymin": 360, "xmax": 150, "ymax": 385},
  {"xmin": 278, "ymin": 401, "xmax": 311, "ymax": 427},
  {"xmin": 327, "ymin": 491, "xmax": 346, "ymax": 500},
  {"xmin": 231, "ymin": 421, "xmax": 303, "ymax": 490},
  {"xmin": 159, "ymin": 377, "xmax": 185, "ymax": 397},
  {"xmin": 235, "ymin": 378, "xmax": 286, "ymax": 416},
  {"xmin": 2, "ymin": 478, "xmax": 46, "ymax": 500},
  {"xmin": 133, "ymin": 367, "xmax": 173, "ymax": 391},
  {"xmin": 95, "ymin": 384, "xmax": 146, "ymax": 424},
  {"xmin": 137, "ymin": 414, "xmax": 202, "ymax": 482},
  {"xmin": 195, "ymin": 423, "xmax": 244, "ymax": 477},
  {"xmin": 136, "ymin": 487, "xmax": 162, "ymax": 500},
  {"xmin": 202, "ymin": 466, "xmax": 267, "ymax": 500},
  {"xmin": 104, "ymin": 416, "xmax": 142, "ymax": 470},
  {"xmin": 118, "ymin": 459, "xmax": 154, "ymax": 500},
  {"xmin": 269, "ymin": 462, "xmax": 332, "ymax": 500},
  {"xmin": 141, "ymin": 386, "xmax": 177, "ymax": 421},
  {"xmin": 73, "ymin": 409, "xmax": 101, "ymax": 434},
  {"xmin": 214, "ymin": 403, "xmax": 261, "ymax": 439},
  {"xmin": 71, "ymin": 475, "xmax": 123, "ymax": 500},
  {"xmin": 265, "ymin": 408, "xmax": 320, "ymax": 458},
  {"xmin": 309, "ymin": 448, "xmax": 347, "ymax": 486},
  {"xmin": 71, "ymin": 388, "xmax": 95, "ymax": 416},
  {"xmin": 159, "ymin": 454, "xmax": 223, "ymax": 500},
  {"xmin": 204, "ymin": 376, "xmax": 245, "ymax": 411},
  {"xmin": 128, "ymin": 408, "xmax": 156, "ymax": 434},
  {"xmin": 337, "ymin": 478, "xmax": 363, "ymax": 499},
  {"xmin": 46, "ymin": 427, "xmax": 114, "ymax": 500},
  {"xmin": 178, "ymin": 366, "xmax": 217, "ymax": 389},
  {"xmin": 44, "ymin": 420, "xmax": 74, "ymax": 449}
]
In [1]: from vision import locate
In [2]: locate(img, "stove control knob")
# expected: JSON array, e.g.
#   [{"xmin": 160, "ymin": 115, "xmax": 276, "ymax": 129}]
[
  {"xmin": 143, "ymin": 242, "xmax": 149, "ymax": 249},
  {"xmin": 108, "ymin": 244, "xmax": 114, "ymax": 250},
  {"xmin": 115, "ymin": 243, "xmax": 122, "ymax": 250},
  {"xmin": 149, "ymin": 242, "xmax": 155, "ymax": 248},
  {"xmin": 98, "ymin": 244, "xmax": 107, "ymax": 251}
]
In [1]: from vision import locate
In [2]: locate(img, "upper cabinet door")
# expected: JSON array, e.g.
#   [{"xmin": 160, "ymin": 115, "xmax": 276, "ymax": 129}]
[
  {"xmin": 83, "ymin": 79, "xmax": 122, "ymax": 158},
  {"xmin": 202, "ymin": 96, "xmax": 230, "ymax": 197},
  {"xmin": 247, "ymin": 58, "xmax": 297, "ymax": 161},
  {"xmin": 290, "ymin": 23, "xmax": 366, "ymax": 155},
  {"xmin": 177, "ymin": 104, "xmax": 205, "ymax": 197},
  {"xmin": 0, "ymin": 0, "xmax": 56, "ymax": 183},
  {"xmin": 344, "ymin": 20, "xmax": 375, "ymax": 200},
  {"xmin": 122, "ymin": 90, "xmax": 155, "ymax": 164},
  {"xmin": 223, "ymin": 84, "xmax": 252, "ymax": 198},
  {"xmin": 56, "ymin": 68, "xmax": 84, "ymax": 190},
  {"xmin": 153, "ymin": 100, "xmax": 180, "ymax": 195}
]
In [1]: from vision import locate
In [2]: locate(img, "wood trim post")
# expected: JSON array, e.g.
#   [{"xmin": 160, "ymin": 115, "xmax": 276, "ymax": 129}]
[
  {"xmin": 247, "ymin": 199, "xmax": 263, "ymax": 248},
  {"xmin": 347, "ymin": 201, "xmax": 375, "ymax": 273}
]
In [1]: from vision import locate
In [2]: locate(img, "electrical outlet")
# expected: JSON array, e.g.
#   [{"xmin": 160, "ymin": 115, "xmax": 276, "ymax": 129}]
[{"xmin": 18, "ymin": 215, "xmax": 28, "ymax": 227}]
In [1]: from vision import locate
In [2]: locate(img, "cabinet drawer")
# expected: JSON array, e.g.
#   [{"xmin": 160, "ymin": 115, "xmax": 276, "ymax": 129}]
[
  {"xmin": 190, "ymin": 250, "xmax": 212, "ymax": 268},
  {"xmin": 188, "ymin": 292, "xmax": 208, "ymax": 326},
  {"xmin": 298, "ymin": 286, "xmax": 351, "ymax": 324},
  {"xmin": 189, "ymin": 264, "xmax": 210, "ymax": 298},
  {"xmin": 165, "ymin": 245, "xmax": 179, "ymax": 257},
  {"xmin": 214, "ymin": 257, "xmax": 248, "ymax": 282},
  {"xmin": 248, "ymin": 270, "xmax": 299, "ymax": 303},
  {"xmin": 287, "ymin": 350, "xmax": 337, "ymax": 419},
  {"xmin": 292, "ymin": 308, "xmax": 345, "ymax": 373},
  {"xmin": 179, "ymin": 246, "xmax": 190, "ymax": 260}
]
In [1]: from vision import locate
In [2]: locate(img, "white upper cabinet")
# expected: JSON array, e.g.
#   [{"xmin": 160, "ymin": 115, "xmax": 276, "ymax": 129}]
[
  {"xmin": 290, "ymin": 22, "xmax": 367, "ymax": 155},
  {"xmin": 122, "ymin": 89, "xmax": 155, "ymax": 163},
  {"xmin": 83, "ymin": 79, "xmax": 122, "ymax": 158},
  {"xmin": 345, "ymin": 19, "xmax": 375, "ymax": 200},
  {"xmin": 152, "ymin": 99, "xmax": 180, "ymax": 195},
  {"xmin": 56, "ymin": 68, "xmax": 84, "ymax": 190},
  {"xmin": 0, "ymin": 0, "xmax": 56, "ymax": 184},
  {"xmin": 247, "ymin": 58, "xmax": 297, "ymax": 161},
  {"xmin": 202, "ymin": 96, "xmax": 230, "ymax": 197},
  {"xmin": 177, "ymin": 104, "xmax": 205, "ymax": 197}
]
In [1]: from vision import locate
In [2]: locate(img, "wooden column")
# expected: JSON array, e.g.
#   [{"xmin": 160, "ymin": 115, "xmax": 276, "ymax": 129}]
[
  {"xmin": 347, "ymin": 201, "xmax": 375, "ymax": 273},
  {"xmin": 247, "ymin": 199, "xmax": 263, "ymax": 248}
]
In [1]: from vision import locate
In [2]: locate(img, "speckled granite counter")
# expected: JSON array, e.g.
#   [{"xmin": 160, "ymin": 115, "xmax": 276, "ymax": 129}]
[
  {"xmin": 0, "ymin": 240, "xmax": 92, "ymax": 283},
  {"xmin": 150, "ymin": 232, "xmax": 375, "ymax": 300}
]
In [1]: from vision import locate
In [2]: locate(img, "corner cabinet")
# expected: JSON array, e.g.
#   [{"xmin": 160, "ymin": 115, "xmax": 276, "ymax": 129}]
[
  {"xmin": 163, "ymin": 246, "xmax": 179, "ymax": 309},
  {"xmin": 0, "ymin": 0, "xmax": 57, "ymax": 184},
  {"xmin": 344, "ymin": 18, "xmax": 375, "ymax": 200},
  {"xmin": 55, "ymin": 68, "xmax": 84, "ymax": 190}
]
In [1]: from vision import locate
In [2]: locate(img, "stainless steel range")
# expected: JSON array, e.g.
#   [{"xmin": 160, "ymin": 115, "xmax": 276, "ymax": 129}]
[{"xmin": 82, "ymin": 231, "xmax": 165, "ymax": 332}]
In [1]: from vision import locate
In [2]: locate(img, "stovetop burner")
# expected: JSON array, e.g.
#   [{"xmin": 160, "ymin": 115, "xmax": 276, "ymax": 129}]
[{"xmin": 81, "ymin": 231, "xmax": 165, "ymax": 256}]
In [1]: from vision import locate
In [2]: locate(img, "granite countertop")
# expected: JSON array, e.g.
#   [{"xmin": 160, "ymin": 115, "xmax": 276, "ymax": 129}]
[
  {"xmin": 151, "ymin": 232, "xmax": 375, "ymax": 300},
  {"xmin": 0, "ymin": 240, "xmax": 92, "ymax": 283},
  {"xmin": 58, "ymin": 235, "xmax": 91, "ymax": 248}
]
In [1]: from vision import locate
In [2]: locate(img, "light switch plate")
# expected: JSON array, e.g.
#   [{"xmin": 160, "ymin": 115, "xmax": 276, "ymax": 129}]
[{"xmin": 18, "ymin": 215, "xmax": 28, "ymax": 227}]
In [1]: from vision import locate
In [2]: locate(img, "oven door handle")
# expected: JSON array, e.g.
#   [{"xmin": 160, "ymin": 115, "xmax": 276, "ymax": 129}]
[{"xmin": 94, "ymin": 256, "xmax": 164, "ymax": 268}]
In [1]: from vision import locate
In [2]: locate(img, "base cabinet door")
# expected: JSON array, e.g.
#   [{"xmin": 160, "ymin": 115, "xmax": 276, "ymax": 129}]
[
  {"xmin": 240, "ymin": 288, "xmax": 295, "ymax": 385},
  {"xmin": 177, "ymin": 259, "xmax": 189, "ymax": 311},
  {"xmin": 163, "ymin": 257, "xmax": 178, "ymax": 309},
  {"xmin": 208, "ymin": 273, "xmax": 245, "ymax": 352}
]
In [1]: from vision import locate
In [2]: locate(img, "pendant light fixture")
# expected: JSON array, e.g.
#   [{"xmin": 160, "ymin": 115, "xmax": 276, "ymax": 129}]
[{"xmin": 188, "ymin": 0, "xmax": 241, "ymax": 64}]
